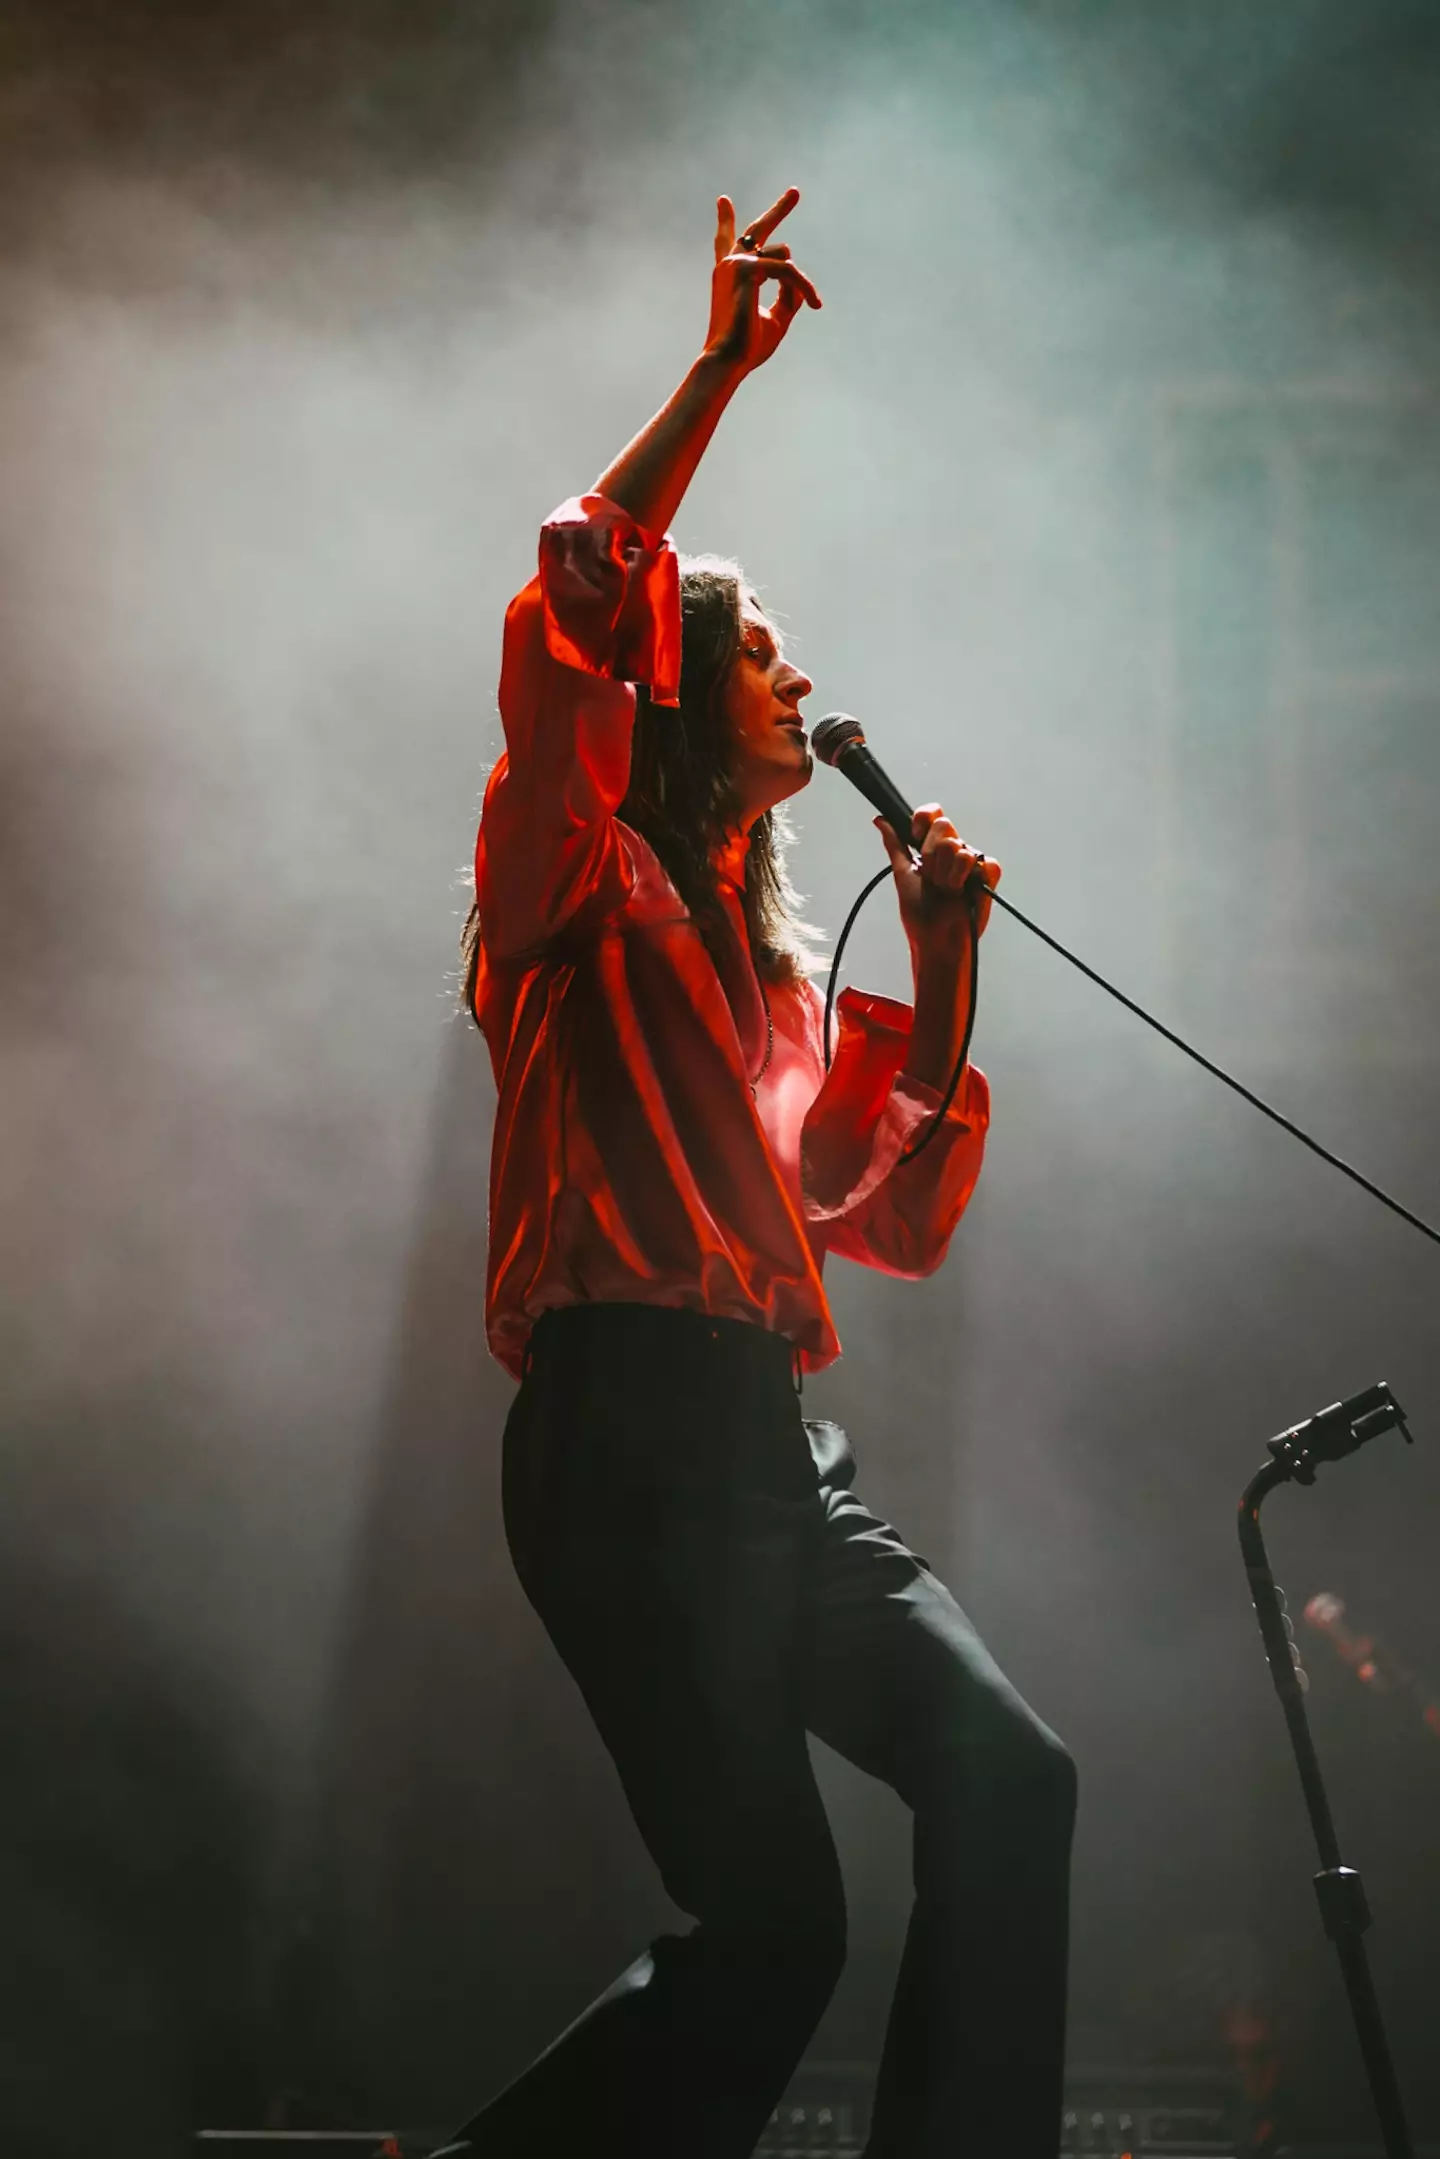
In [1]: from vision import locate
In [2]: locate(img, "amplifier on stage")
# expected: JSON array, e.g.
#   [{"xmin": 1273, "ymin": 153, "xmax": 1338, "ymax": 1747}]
[
  {"xmin": 1061, "ymin": 2067, "xmax": 1244, "ymax": 2156},
  {"xmin": 750, "ymin": 2061, "xmax": 1248, "ymax": 2158},
  {"xmin": 756, "ymin": 2059, "xmax": 873, "ymax": 2154},
  {"xmin": 197, "ymin": 2065, "xmax": 1254, "ymax": 2158}
]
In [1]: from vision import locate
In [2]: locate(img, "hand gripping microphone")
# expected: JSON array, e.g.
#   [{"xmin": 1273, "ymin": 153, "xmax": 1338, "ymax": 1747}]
[
  {"xmin": 809, "ymin": 713, "xmax": 918, "ymax": 854},
  {"xmin": 809, "ymin": 710, "xmax": 976, "ymax": 1163},
  {"xmin": 808, "ymin": 730, "xmax": 1440, "ymax": 1250}
]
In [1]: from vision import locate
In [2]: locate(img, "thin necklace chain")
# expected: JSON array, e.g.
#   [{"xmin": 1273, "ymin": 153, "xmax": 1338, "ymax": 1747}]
[
  {"xmin": 719, "ymin": 865, "xmax": 773, "ymax": 1095},
  {"xmin": 750, "ymin": 974, "xmax": 774, "ymax": 1095}
]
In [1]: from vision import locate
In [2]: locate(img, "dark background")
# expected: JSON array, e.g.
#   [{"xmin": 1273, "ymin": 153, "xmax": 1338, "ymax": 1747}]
[{"xmin": 3, "ymin": 2, "xmax": 1439, "ymax": 2151}]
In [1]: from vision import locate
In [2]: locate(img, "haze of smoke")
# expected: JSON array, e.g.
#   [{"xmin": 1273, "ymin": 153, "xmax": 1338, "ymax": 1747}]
[{"xmin": 3, "ymin": 3, "xmax": 1438, "ymax": 2135}]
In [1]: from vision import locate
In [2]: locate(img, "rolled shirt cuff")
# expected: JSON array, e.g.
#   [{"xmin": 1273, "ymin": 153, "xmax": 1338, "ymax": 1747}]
[
  {"xmin": 800, "ymin": 987, "xmax": 988, "ymax": 1221},
  {"xmin": 537, "ymin": 493, "xmax": 682, "ymax": 705}
]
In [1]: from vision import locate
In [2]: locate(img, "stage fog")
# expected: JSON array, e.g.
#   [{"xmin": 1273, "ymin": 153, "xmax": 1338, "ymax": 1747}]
[{"xmin": 3, "ymin": 2, "xmax": 1438, "ymax": 2151}]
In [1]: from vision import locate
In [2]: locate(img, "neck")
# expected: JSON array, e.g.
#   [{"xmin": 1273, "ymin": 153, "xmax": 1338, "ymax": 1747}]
[{"xmin": 713, "ymin": 826, "xmax": 754, "ymax": 891}]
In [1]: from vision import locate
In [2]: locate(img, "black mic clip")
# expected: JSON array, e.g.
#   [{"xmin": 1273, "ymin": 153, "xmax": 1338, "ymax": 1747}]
[{"xmin": 1265, "ymin": 1381, "xmax": 1413, "ymax": 1487}]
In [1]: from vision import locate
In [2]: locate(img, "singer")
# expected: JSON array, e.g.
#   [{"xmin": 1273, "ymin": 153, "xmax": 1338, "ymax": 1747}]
[{"xmin": 444, "ymin": 189, "xmax": 1076, "ymax": 2159}]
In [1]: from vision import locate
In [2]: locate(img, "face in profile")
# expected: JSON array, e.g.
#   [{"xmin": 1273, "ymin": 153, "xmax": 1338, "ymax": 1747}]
[{"xmin": 723, "ymin": 595, "xmax": 814, "ymax": 822}]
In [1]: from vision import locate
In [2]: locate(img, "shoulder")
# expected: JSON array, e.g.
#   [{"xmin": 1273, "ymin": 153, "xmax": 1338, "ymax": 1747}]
[{"xmin": 611, "ymin": 821, "xmax": 695, "ymax": 925}]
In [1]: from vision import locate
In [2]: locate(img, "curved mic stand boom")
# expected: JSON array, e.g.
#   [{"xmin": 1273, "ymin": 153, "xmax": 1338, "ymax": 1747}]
[{"xmin": 1238, "ymin": 1382, "xmax": 1418, "ymax": 2158}]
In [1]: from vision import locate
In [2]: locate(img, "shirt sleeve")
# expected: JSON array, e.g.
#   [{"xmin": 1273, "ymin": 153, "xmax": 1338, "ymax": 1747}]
[
  {"xmin": 799, "ymin": 985, "xmax": 989, "ymax": 1278},
  {"xmin": 476, "ymin": 494, "xmax": 681, "ymax": 963}
]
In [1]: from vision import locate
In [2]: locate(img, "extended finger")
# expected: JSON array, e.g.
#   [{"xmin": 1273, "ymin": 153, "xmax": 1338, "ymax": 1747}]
[
  {"xmin": 738, "ymin": 184, "xmax": 801, "ymax": 251},
  {"xmin": 715, "ymin": 194, "xmax": 737, "ymax": 264}
]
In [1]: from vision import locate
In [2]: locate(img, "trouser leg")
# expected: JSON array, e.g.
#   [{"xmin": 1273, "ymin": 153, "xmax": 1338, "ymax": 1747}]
[
  {"xmin": 798, "ymin": 1421, "xmax": 1077, "ymax": 2159},
  {"xmin": 450, "ymin": 1313, "xmax": 846, "ymax": 2159}
]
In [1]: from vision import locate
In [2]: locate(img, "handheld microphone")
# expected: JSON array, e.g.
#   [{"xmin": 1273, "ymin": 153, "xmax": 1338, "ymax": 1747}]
[{"xmin": 809, "ymin": 713, "xmax": 918, "ymax": 853}]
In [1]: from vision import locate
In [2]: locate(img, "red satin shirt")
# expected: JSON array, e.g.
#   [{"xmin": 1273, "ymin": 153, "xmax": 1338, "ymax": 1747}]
[{"xmin": 473, "ymin": 494, "xmax": 989, "ymax": 1377}]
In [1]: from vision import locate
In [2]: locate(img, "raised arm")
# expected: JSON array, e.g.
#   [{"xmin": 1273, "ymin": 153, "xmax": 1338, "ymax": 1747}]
[
  {"xmin": 476, "ymin": 190, "xmax": 822, "ymax": 966},
  {"xmin": 596, "ymin": 187, "xmax": 821, "ymax": 536}
]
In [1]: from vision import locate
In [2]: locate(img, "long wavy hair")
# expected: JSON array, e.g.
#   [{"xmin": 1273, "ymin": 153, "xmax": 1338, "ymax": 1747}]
[{"xmin": 460, "ymin": 555, "xmax": 819, "ymax": 1015}]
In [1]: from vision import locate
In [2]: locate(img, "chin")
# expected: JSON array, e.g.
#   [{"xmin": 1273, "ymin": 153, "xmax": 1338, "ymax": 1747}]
[
  {"xmin": 774, "ymin": 760, "xmax": 812, "ymax": 808},
  {"xmin": 743, "ymin": 754, "xmax": 812, "ymax": 824}
]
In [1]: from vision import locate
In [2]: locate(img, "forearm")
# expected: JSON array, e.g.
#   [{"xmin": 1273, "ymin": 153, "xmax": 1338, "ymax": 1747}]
[
  {"xmin": 594, "ymin": 352, "xmax": 745, "ymax": 540},
  {"xmin": 902, "ymin": 935, "xmax": 974, "ymax": 1093}
]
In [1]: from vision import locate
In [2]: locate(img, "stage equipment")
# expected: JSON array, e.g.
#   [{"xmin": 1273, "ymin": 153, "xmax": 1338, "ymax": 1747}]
[
  {"xmin": 753, "ymin": 2060, "xmax": 1246, "ymax": 2156},
  {"xmin": 1060, "ymin": 2067, "xmax": 1247, "ymax": 2155},
  {"xmin": 756, "ymin": 2059, "xmax": 871, "ymax": 2155},
  {"xmin": 809, "ymin": 714, "xmax": 920, "ymax": 859},
  {"xmin": 1238, "ymin": 1382, "xmax": 1420, "ymax": 2159},
  {"xmin": 200, "ymin": 2071, "xmax": 1247, "ymax": 2156},
  {"xmin": 812, "ymin": 717, "xmax": 1440, "ymax": 1248}
]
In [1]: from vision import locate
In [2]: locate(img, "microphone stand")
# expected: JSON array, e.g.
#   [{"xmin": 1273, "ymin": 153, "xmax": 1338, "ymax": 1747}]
[{"xmin": 1238, "ymin": 1382, "xmax": 1418, "ymax": 2159}]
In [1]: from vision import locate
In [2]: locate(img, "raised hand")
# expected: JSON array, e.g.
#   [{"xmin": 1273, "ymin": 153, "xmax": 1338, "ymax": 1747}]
[
  {"xmin": 592, "ymin": 190, "xmax": 822, "ymax": 548},
  {"xmin": 704, "ymin": 187, "xmax": 822, "ymax": 375}
]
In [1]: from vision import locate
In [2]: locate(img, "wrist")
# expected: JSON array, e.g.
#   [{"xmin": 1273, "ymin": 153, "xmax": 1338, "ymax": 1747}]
[
  {"xmin": 692, "ymin": 347, "xmax": 748, "ymax": 398},
  {"xmin": 909, "ymin": 921, "xmax": 973, "ymax": 981}
]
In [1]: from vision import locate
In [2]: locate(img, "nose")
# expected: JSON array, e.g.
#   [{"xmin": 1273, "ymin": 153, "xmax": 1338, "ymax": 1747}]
[{"xmin": 779, "ymin": 665, "xmax": 813, "ymax": 707}]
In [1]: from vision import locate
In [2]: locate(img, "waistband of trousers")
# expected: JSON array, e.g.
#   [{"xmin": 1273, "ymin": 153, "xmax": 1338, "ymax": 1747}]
[{"xmin": 525, "ymin": 1300, "xmax": 800, "ymax": 1395}]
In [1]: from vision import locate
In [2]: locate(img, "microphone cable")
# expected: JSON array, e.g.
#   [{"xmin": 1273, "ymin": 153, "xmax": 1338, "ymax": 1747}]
[
  {"xmin": 823, "ymin": 868, "xmax": 1440, "ymax": 1243},
  {"xmin": 823, "ymin": 865, "xmax": 979, "ymax": 1167}
]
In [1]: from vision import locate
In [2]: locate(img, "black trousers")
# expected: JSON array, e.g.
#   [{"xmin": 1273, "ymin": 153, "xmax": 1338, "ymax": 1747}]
[{"xmin": 448, "ymin": 1302, "xmax": 1076, "ymax": 2158}]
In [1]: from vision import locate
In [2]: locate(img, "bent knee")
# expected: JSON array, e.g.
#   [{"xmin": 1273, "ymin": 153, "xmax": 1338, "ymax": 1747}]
[
  {"xmin": 928, "ymin": 1709, "xmax": 1078, "ymax": 1834},
  {"xmin": 1001, "ymin": 1705, "xmax": 1076, "ymax": 1797},
  {"xmin": 1036, "ymin": 1725, "xmax": 1079, "ymax": 1830}
]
